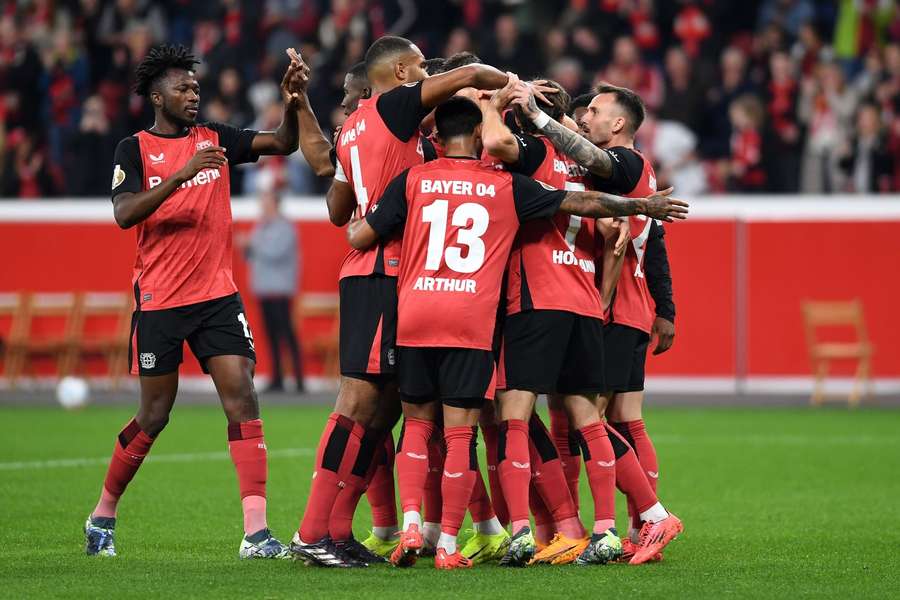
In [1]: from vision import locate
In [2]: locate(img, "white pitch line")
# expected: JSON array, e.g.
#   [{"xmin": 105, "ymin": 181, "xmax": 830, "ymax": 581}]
[{"xmin": 0, "ymin": 447, "xmax": 314, "ymax": 472}]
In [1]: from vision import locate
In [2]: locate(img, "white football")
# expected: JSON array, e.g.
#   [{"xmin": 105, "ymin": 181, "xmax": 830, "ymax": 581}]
[{"xmin": 56, "ymin": 376, "xmax": 90, "ymax": 410}]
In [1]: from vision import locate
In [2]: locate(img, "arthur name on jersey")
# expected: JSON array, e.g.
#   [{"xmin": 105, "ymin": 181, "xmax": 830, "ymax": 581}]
[{"xmin": 413, "ymin": 276, "xmax": 477, "ymax": 294}]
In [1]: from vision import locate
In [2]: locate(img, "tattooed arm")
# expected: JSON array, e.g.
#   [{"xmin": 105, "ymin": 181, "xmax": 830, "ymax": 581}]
[
  {"xmin": 560, "ymin": 187, "xmax": 688, "ymax": 221},
  {"xmin": 510, "ymin": 88, "xmax": 613, "ymax": 177}
]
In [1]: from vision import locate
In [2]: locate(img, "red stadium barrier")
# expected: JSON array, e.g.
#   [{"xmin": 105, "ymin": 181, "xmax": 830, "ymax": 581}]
[{"xmin": 2, "ymin": 197, "xmax": 899, "ymax": 391}]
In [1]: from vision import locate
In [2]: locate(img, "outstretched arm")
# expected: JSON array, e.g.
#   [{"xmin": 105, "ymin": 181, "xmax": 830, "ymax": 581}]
[
  {"xmin": 511, "ymin": 87, "xmax": 613, "ymax": 177},
  {"xmin": 559, "ymin": 187, "xmax": 688, "ymax": 220},
  {"xmin": 420, "ymin": 64, "xmax": 509, "ymax": 108},
  {"xmin": 285, "ymin": 49, "xmax": 335, "ymax": 176},
  {"xmin": 250, "ymin": 54, "xmax": 303, "ymax": 156}
]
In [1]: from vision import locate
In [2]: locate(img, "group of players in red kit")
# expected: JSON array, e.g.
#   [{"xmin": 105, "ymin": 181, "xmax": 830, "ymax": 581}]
[{"xmin": 85, "ymin": 38, "xmax": 688, "ymax": 571}]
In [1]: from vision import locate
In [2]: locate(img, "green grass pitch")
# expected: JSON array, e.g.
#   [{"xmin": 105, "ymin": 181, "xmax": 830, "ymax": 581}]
[{"xmin": 1, "ymin": 403, "xmax": 898, "ymax": 598}]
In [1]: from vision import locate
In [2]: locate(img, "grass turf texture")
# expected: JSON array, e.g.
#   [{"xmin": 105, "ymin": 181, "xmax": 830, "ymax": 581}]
[{"xmin": 1, "ymin": 404, "xmax": 898, "ymax": 598}]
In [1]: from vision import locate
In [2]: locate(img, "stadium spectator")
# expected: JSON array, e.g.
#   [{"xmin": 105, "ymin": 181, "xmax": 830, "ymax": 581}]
[
  {"xmin": 838, "ymin": 102, "xmax": 894, "ymax": 193},
  {"xmin": 703, "ymin": 46, "xmax": 757, "ymax": 159},
  {"xmin": 658, "ymin": 45, "xmax": 704, "ymax": 135},
  {"xmin": 637, "ymin": 112, "xmax": 708, "ymax": 197},
  {"xmin": 798, "ymin": 60, "xmax": 857, "ymax": 192},
  {"xmin": 765, "ymin": 50, "xmax": 803, "ymax": 192},
  {"xmin": 237, "ymin": 184, "xmax": 305, "ymax": 393},
  {"xmin": 726, "ymin": 94, "xmax": 767, "ymax": 193},
  {"xmin": 597, "ymin": 36, "xmax": 664, "ymax": 112},
  {"xmin": 64, "ymin": 95, "xmax": 120, "ymax": 196}
]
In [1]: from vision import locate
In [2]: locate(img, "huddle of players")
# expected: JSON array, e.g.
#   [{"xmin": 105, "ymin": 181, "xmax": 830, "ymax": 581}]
[{"xmin": 288, "ymin": 36, "xmax": 688, "ymax": 570}]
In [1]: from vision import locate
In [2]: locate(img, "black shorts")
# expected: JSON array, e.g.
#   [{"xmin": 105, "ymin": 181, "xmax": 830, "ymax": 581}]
[
  {"xmin": 398, "ymin": 347, "xmax": 495, "ymax": 408},
  {"xmin": 129, "ymin": 292, "xmax": 256, "ymax": 376},
  {"xmin": 502, "ymin": 310, "xmax": 605, "ymax": 395},
  {"xmin": 339, "ymin": 275, "xmax": 398, "ymax": 379},
  {"xmin": 603, "ymin": 322, "xmax": 651, "ymax": 393}
]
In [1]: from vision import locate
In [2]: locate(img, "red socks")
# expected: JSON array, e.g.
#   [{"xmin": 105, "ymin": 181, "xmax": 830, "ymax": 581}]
[
  {"xmin": 328, "ymin": 428, "xmax": 381, "ymax": 540},
  {"xmin": 441, "ymin": 426, "xmax": 478, "ymax": 536},
  {"xmin": 577, "ymin": 422, "xmax": 616, "ymax": 530},
  {"xmin": 298, "ymin": 413, "xmax": 364, "ymax": 542},
  {"xmin": 529, "ymin": 414, "xmax": 579, "ymax": 523},
  {"xmin": 606, "ymin": 422, "xmax": 658, "ymax": 516},
  {"xmin": 549, "ymin": 408, "xmax": 582, "ymax": 510},
  {"xmin": 365, "ymin": 432, "xmax": 398, "ymax": 529},
  {"xmin": 228, "ymin": 419, "xmax": 269, "ymax": 534},
  {"xmin": 396, "ymin": 417, "xmax": 435, "ymax": 515},
  {"xmin": 423, "ymin": 431, "xmax": 445, "ymax": 523},
  {"xmin": 481, "ymin": 422, "xmax": 508, "ymax": 526},
  {"xmin": 93, "ymin": 418, "xmax": 156, "ymax": 518},
  {"xmin": 612, "ymin": 420, "xmax": 659, "ymax": 491},
  {"xmin": 497, "ymin": 419, "xmax": 531, "ymax": 529}
]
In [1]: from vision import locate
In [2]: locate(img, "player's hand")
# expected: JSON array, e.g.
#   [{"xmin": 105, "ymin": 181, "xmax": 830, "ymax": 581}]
[
  {"xmin": 489, "ymin": 72, "xmax": 520, "ymax": 110},
  {"xmin": 611, "ymin": 217, "xmax": 630, "ymax": 256},
  {"xmin": 282, "ymin": 48, "xmax": 310, "ymax": 108},
  {"xmin": 596, "ymin": 217, "xmax": 630, "ymax": 257},
  {"xmin": 178, "ymin": 146, "xmax": 226, "ymax": 181},
  {"xmin": 508, "ymin": 85, "xmax": 540, "ymax": 119},
  {"xmin": 651, "ymin": 316, "xmax": 675, "ymax": 355},
  {"xmin": 641, "ymin": 187, "xmax": 689, "ymax": 222},
  {"xmin": 527, "ymin": 79, "xmax": 559, "ymax": 107}
]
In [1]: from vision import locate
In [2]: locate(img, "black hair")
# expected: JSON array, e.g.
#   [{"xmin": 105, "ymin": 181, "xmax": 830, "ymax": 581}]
[
  {"xmin": 442, "ymin": 51, "xmax": 482, "ymax": 71},
  {"xmin": 365, "ymin": 36, "xmax": 416, "ymax": 73},
  {"xmin": 347, "ymin": 61, "xmax": 368, "ymax": 83},
  {"xmin": 569, "ymin": 92, "xmax": 594, "ymax": 116},
  {"xmin": 435, "ymin": 96, "xmax": 482, "ymax": 140},
  {"xmin": 424, "ymin": 58, "xmax": 446, "ymax": 75},
  {"xmin": 133, "ymin": 44, "xmax": 200, "ymax": 97},
  {"xmin": 595, "ymin": 84, "xmax": 645, "ymax": 134},
  {"xmin": 517, "ymin": 79, "xmax": 570, "ymax": 135}
]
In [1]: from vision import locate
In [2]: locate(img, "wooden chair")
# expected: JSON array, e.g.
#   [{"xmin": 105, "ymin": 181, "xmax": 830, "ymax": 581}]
[
  {"xmin": 802, "ymin": 299, "xmax": 873, "ymax": 407},
  {"xmin": 75, "ymin": 292, "xmax": 133, "ymax": 390},
  {"xmin": 294, "ymin": 292, "xmax": 340, "ymax": 386},
  {"xmin": 7, "ymin": 292, "xmax": 85, "ymax": 388},
  {"xmin": 0, "ymin": 293, "xmax": 28, "ymax": 386}
]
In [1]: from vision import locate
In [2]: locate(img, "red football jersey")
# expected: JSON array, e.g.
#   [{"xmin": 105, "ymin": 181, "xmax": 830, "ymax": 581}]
[
  {"xmin": 112, "ymin": 124, "xmax": 256, "ymax": 310},
  {"xmin": 609, "ymin": 149, "xmax": 658, "ymax": 334},
  {"xmin": 335, "ymin": 91, "xmax": 426, "ymax": 279},
  {"xmin": 366, "ymin": 157, "xmax": 566, "ymax": 350},
  {"xmin": 505, "ymin": 137, "xmax": 602, "ymax": 319}
]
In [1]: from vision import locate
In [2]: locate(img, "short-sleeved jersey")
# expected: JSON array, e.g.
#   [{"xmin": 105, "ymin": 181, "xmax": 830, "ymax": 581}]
[
  {"xmin": 334, "ymin": 81, "xmax": 430, "ymax": 279},
  {"xmin": 366, "ymin": 157, "xmax": 566, "ymax": 350},
  {"xmin": 111, "ymin": 122, "xmax": 259, "ymax": 310},
  {"xmin": 590, "ymin": 146, "xmax": 658, "ymax": 333},
  {"xmin": 503, "ymin": 133, "xmax": 602, "ymax": 319}
]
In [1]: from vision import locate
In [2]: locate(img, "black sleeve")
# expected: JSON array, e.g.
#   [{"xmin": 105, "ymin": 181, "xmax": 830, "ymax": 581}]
[
  {"xmin": 511, "ymin": 173, "xmax": 566, "ymax": 223},
  {"xmin": 366, "ymin": 169, "xmax": 410, "ymax": 237},
  {"xmin": 329, "ymin": 146, "xmax": 337, "ymax": 168},
  {"xmin": 111, "ymin": 136, "xmax": 143, "ymax": 199},
  {"xmin": 204, "ymin": 121, "xmax": 260, "ymax": 165},
  {"xmin": 503, "ymin": 109, "xmax": 521, "ymax": 134},
  {"xmin": 644, "ymin": 220, "xmax": 676, "ymax": 323},
  {"xmin": 376, "ymin": 82, "xmax": 431, "ymax": 141},
  {"xmin": 506, "ymin": 133, "xmax": 548, "ymax": 177},
  {"xmin": 421, "ymin": 136, "xmax": 438, "ymax": 162},
  {"xmin": 589, "ymin": 146, "xmax": 644, "ymax": 195}
]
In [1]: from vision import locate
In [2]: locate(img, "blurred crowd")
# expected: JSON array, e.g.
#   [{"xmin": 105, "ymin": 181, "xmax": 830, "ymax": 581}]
[{"xmin": 0, "ymin": 0, "xmax": 898, "ymax": 199}]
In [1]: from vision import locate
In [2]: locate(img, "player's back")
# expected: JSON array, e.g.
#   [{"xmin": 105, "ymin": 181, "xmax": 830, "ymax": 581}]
[
  {"xmin": 506, "ymin": 136, "xmax": 602, "ymax": 319},
  {"xmin": 335, "ymin": 88, "xmax": 426, "ymax": 279},
  {"xmin": 396, "ymin": 158, "xmax": 521, "ymax": 350},
  {"xmin": 596, "ymin": 147, "xmax": 658, "ymax": 333}
]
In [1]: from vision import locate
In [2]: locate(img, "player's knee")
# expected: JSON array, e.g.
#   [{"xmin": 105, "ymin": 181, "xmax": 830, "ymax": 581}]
[
  {"xmin": 221, "ymin": 390, "xmax": 259, "ymax": 422},
  {"xmin": 137, "ymin": 411, "xmax": 170, "ymax": 437}
]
